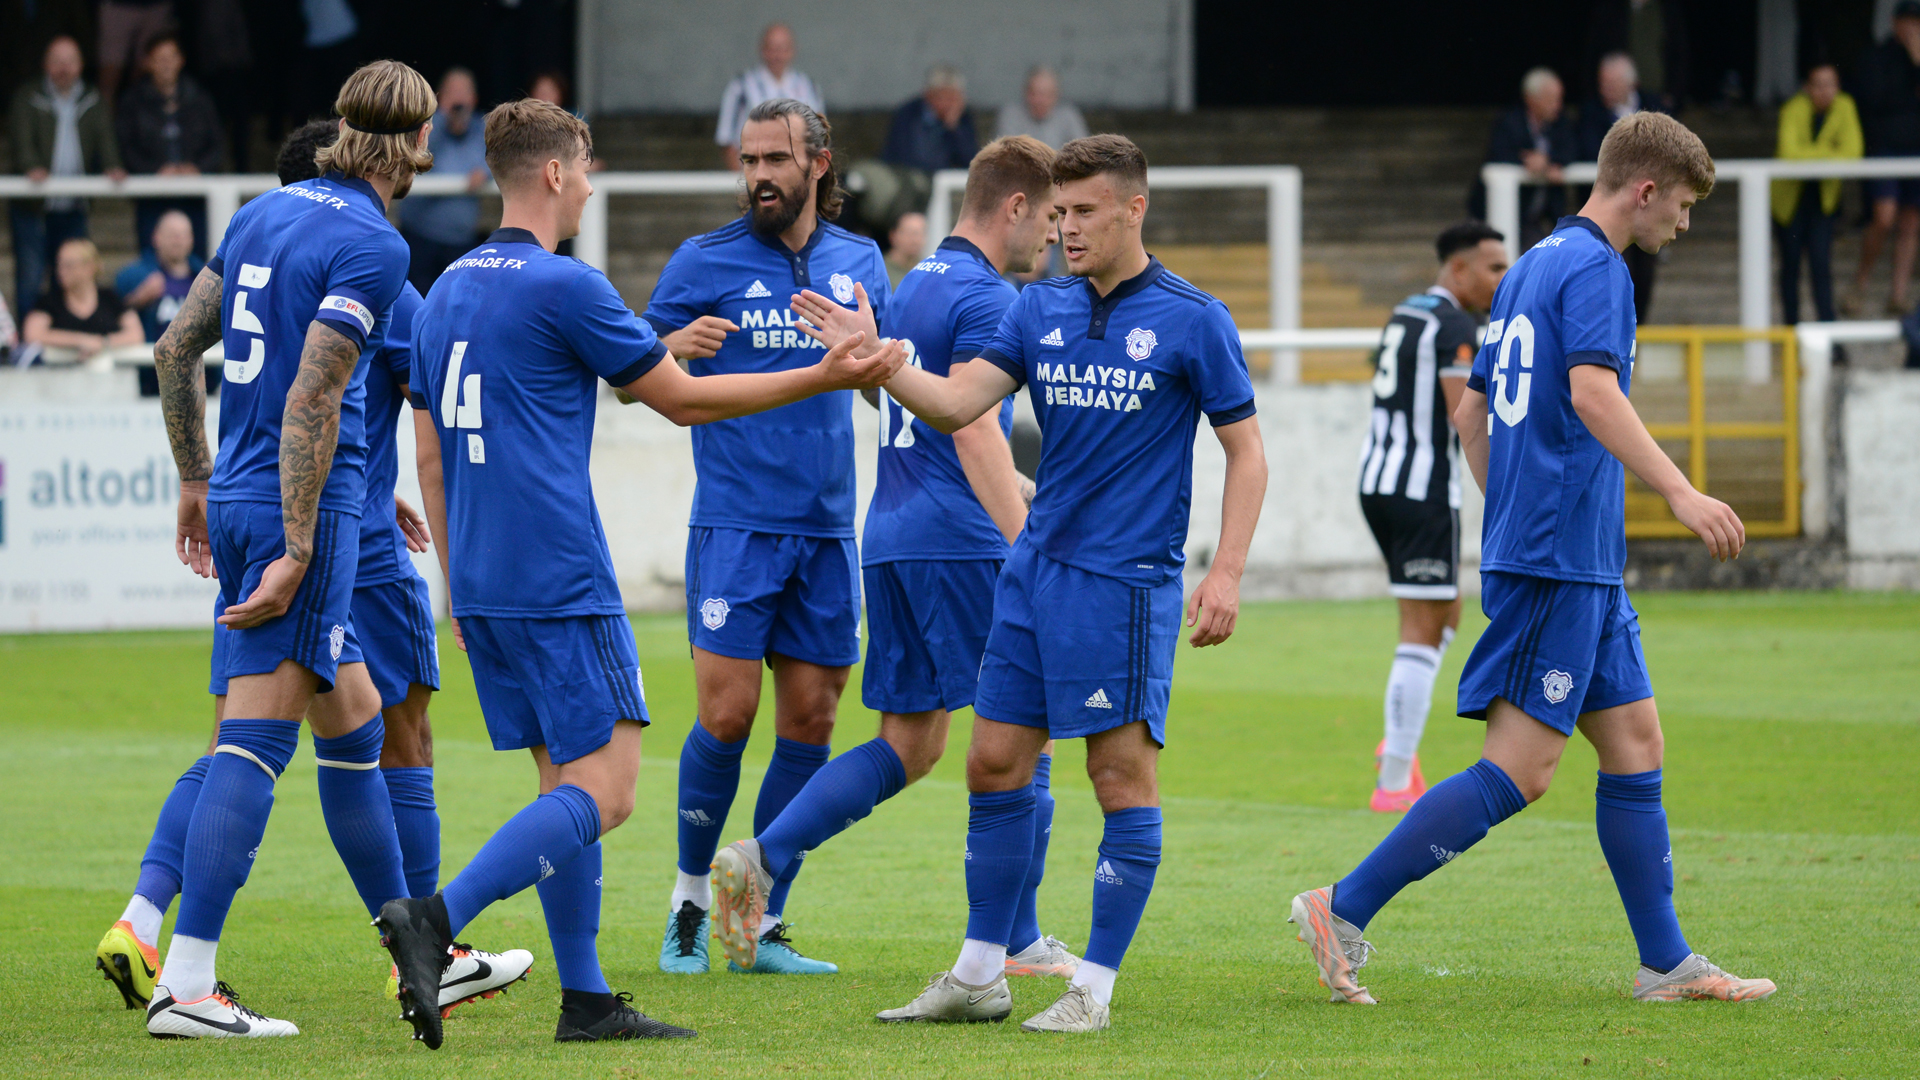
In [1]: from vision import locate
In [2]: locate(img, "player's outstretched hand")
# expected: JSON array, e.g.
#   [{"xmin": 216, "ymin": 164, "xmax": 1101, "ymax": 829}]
[
  {"xmin": 395, "ymin": 494, "xmax": 431, "ymax": 552},
  {"xmin": 793, "ymin": 282, "xmax": 880, "ymax": 358},
  {"xmin": 1670, "ymin": 488, "xmax": 1745, "ymax": 561},
  {"xmin": 176, "ymin": 481, "xmax": 216, "ymax": 578},
  {"xmin": 663, "ymin": 315, "xmax": 738, "ymax": 360},
  {"xmin": 819, "ymin": 331, "xmax": 906, "ymax": 390},
  {"xmin": 1185, "ymin": 568, "xmax": 1241, "ymax": 648},
  {"xmin": 218, "ymin": 555, "xmax": 308, "ymax": 629},
  {"xmin": 451, "ymin": 615, "xmax": 466, "ymax": 652}
]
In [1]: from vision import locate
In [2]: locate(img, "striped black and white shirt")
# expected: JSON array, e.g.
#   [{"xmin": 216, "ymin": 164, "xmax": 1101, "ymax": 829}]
[
  {"xmin": 715, "ymin": 66, "xmax": 825, "ymax": 147},
  {"xmin": 1358, "ymin": 286, "xmax": 1479, "ymax": 508}
]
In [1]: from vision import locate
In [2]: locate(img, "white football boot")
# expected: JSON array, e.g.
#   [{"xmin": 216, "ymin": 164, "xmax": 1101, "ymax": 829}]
[
  {"xmin": 1633, "ymin": 953, "xmax": 1777, "ymax": 1002},
  {"xmin": 1019, "ymin": 983, "xmax": 1110, "ymax": 1033},
  {"xmin": 1005, "ymin": 935, "xmax": 1082, "ymax": 978},
  {"xmin": 438, "ymin": 943, "xmax": 535, "ymax": 1015},
  {"xmin": 147, "ymin": 982, "xmax": 299, "ymax": 1038},
  {"xmin": 875, "ymin": 971, "xmax": 1013, "ymax": 1023}
]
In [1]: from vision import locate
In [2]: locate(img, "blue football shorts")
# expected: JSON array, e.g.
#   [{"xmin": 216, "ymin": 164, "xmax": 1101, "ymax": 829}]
[
  {"xmin": 1456, "ymin": 570, "xmax": 1654, "ymax": 735},
  {"xmin": 461, "ymin": 613, "xmax": 649, "ymax": 766},
  {"xmin": 208, "ymin": 500, "xmax": 360, "ymax": 693},
  {"xmin": 351, "ymin": 574, "xmax": 440, "ymax": 710},
  {"xmin": 685, "ymin": 526, "xmax": 861, "ymax": 668},
  {"xmin": 972, "ymin": 541, "xmax": 1181, "ymax": 745},
  {"xmin": 861, "ymin": 559, "xmax": 1003, "ymax": 715}
]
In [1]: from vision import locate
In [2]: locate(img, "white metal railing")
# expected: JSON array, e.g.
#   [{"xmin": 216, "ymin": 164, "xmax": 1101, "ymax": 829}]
[
  {"xmin": 1482, "ymin": 157, "xmax": 1920, "ymax": 382},
  {"xmin": 925, "ymin": 165, "xmax": 1303, "ymax": 380}
]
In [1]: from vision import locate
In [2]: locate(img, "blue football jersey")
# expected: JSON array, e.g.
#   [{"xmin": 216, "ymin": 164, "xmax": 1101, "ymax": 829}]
[
  {"xmin": 1467, "ymin": 215, "xmax": 1637, "ymax": 584},
  {"xmin": 206, "ymin": 173, "xmax": 409, "ymax": 513},
  {"xmin": 978, "ymin": 258, "xmax": 1256, "ymax": 587},
  {"xmin": 863, "ymin": 236, "xmax": 1016, "ymax": 566},
  {"xmin": 354, "ymin": 282, "xmax": 423, "ymax": 588},
  {"xmin": 642, "ymin": 216, "xmax": 891, "ymax": 538},
  {"xmin": 409, "ymin": 228, "xmax": 668, "ymax": 618}
]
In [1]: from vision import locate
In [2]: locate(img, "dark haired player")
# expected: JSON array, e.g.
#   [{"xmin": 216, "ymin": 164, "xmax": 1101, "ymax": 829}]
[
  {"xmin": 643, "ymin": 97, "xmax": 893, "ymax": 976},
  {"xmin": 1357, "ymin": 221, "xmax": 1508, "ymax": 813}
]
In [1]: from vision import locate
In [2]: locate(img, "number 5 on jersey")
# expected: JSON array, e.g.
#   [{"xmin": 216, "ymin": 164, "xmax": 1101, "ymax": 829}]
[
  {"xmin": 223, "ymin": 263, "xmax": 273, "ymax": 384},
  {"xmin": 440, "ymin": 341, "xmax": 485, "ymax": 463}
]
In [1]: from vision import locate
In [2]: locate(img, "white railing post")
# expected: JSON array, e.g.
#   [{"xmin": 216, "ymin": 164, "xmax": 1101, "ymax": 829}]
[
  {"xmin": 1270, "ymin": 167, "xmax": 1302, "ymax": 384},
  {"xmin": 204, "ymin": 178, "xmax": 242, "ymax": 255},
  {"xmin": 924, "ymin": 169, "xmax": 965, "ymax": 258},
  {"xmin": 1481, "ymin": 163, "xmax": 1526, "ymax": 262},
  {"xmin": 1795, "ymin": 323, "xmax": 1832, "ymax": 541},
  {"xmin": 1738, "ymin": 165, "xmax": 1775, "ymax": 382},
  {"xmin": 576, "ymin": 186, "xmax": 609, "ymax": 272}
]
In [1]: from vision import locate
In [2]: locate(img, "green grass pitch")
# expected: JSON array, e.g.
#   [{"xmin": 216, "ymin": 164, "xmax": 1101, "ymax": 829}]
[{"xmin": 1, "ymin": 592, "xmax": 1915, "ymax": 1078}]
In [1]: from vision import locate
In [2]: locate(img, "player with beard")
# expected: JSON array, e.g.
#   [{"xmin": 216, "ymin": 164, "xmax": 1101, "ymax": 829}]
[{"xmin": 644, "ymin": 98, "xmax": 891, "ymax": 976}]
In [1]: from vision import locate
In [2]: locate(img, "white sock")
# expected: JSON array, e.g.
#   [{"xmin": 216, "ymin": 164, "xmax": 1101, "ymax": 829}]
[
  {"xmin": 1070, "ymin": 960, "xmax": 1119, "ymax": 1006},
  {"xmin": 161, "ymin": 934, "xmax": 218, "ymax": 1001},
  {"xmin": 1381, "ymin": 642, "xmax": 1442, "ymax": 791},
  {"xmin": 670, "ymin": 870, "xmax": 711, "ymax": 913},
  {"xmin": 952, "ymin": 938, "xmax": 1006, "ymax": 986},
  {"xmin": 758, "ymin": 911, "xmax": 782, "ymax": 935},
  {"xmin": 1439, "ymin": 625, "xmax": 1457, "ymax": 659},
  {"xmin": 120, "ymin": 894, "xmax": 164, "ymax": 947}
]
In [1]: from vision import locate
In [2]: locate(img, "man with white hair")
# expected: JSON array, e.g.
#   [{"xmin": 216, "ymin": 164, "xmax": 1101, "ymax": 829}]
[
  {"xmin": 996, "ymin": 66, "xmax": 1087, "ymax": 150},
  {"xmin": 883, "ymin": 64, "xmax": 979, "ymax": 177},
  {"xmin": 716, "ymin": 24, "xmax": 823, "ymax": 170},
  {"xmin": 1476, "ymin": 67, "xmax": 1576, "ymax": 246},
  {"xmin": 1579, "ymin": 52, "xmax": 1668, "ymax": 322}
]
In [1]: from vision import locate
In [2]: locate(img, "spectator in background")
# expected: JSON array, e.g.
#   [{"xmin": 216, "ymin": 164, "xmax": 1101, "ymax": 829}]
[
  {"xmin": 1474, "ymin": 66, "xmax": 1577, "ymax": 247},
  {"xmin": 96, "ymin": 0, "xmax": 172, "ymax": 106},
  {"xmin": 885, "ymin": 211, "xmax": 927, "ymax": 288},
  {"xmin": 716, "ymin": 24, "xmax": 823, "ymax": 170},
  {"xmin": 530, "ymin": 70, "xmax": 570, "ymax": 109},
  {"xmin": 996, "ymin": 65, "xmax": 1087, "ymax": 149},
  {"xmin": 883, "ymin": 64, "xmax": 978, "ymax": 178},
  {"xmin": 194, "ymin": 0, "xmax": 255, "ymax": 171},
  {"xmin": 1578, "ymin": 52, "xmax": 1664, "ymax": 322},
  {"xmin": 1848, "ymin": 0, "xmax": 1920, "ymax": 317},
  {"xmin": 21, "ymin": 237, "xmax": 142, "ymax": 361},
  {"xmin": 1773, "ymin": 64, "xmax": 1860, "ymax": 326},
  {"xmin": 8, "ymin": 36, "xmax": 124, "ymax": 317},
  {"xmin": 1586, "ymin": 0, "xmax": 1686, "ymax": 113},
  {"xmin": 116, "ymin": 209, "xmax": 201, "ymax": 341},
  {"xmin": 117, "ymin": 34, "xmax": 223, "ymax": 260},
  {"xmin": 398, "ymin": 67, "xmax": 490, "ymax": 295},
  {"xmin": 299, "ymin": 0, "xmax": 361, "ymax": 123}
]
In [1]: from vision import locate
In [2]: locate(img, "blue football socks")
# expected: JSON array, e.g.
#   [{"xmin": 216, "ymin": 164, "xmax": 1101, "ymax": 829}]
[
  {"xmin": 536, "ymin": 840, "xmax": 610, "ymax": 993},
  {"xmin": 963, "ymin": 784, "xmax": 1037, "ymax": 946},
  {"xmin": 758, "ymin": 738, "xmax": 907, "ymax": 878},
  {"xmin": 1084, "ymin": 805, "xmax": 1161, "ymax": 969},
  {"xmin": 443, "ymin": 783, "xmax": 601, "ymax": 936},
  {"xmin": 1007, "ymin": 752, "xmax": 1055, "ymax": 953},
  {"xmin": 1595, "ymin": 769, "xmax": 1690, "ymax": 972},
  {"xmin": 1332, "ymin": 758, "xmax": 1528, "ymax": 930},
  {"xmin": 312, "ymin": 717, "xmax": 409, "ymax": 918},
  {"xmin": 755, "ymin": 737, "xmax": 829, "ymax": 918},
  {"xmin": 174, "ymin": 720, "xmax": 300, "ymax": 942},
  {"xmin": 382, "ymin": 766, "xmax": 441, "ymax": 898},
  {"xmin": 134, "ymin": 755, "xmax": 211, "ymax": 909},
  {"xmin": 676, "ymin": 723, "xmax": 746, "ymax": 877}
]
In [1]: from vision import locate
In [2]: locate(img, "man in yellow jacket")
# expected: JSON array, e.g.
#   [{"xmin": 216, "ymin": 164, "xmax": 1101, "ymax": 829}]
[{"xmin": 1775, "ymin": 63, "xmax": 1862, "ymax": 324}]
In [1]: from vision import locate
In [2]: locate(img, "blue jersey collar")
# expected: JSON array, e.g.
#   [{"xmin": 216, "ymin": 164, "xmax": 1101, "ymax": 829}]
[
  {"xmin": 1083, "ymin": 255, "xmax": 1164, "ymax": 341},
  {"xmin": 486, "ymin": 226, "xmax": 546, "ymax": 248},
  {"xmin": 322, "ymin": 171, "xmax": 385, "ymax": 215},
  {"xmin": 1554, "ymin": 215, "xmax": 1620, "ymax": 256},
  {"xmin": 937, "ymin": 234, "xmax": 993, "ymax": 268},
  {"xmin": 746, "ymin": 214, "xmax": 829, "ymax": 288}
]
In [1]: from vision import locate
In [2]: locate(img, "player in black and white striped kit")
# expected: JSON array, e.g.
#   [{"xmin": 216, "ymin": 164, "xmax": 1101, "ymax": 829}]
[{"xmin": 1357, "ymin": 221, "xmax": 1508, "ymax": 812}]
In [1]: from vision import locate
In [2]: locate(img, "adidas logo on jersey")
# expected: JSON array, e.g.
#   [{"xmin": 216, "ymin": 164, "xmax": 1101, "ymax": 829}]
[
  {"xmin": 743, "ymin": 279, "xmax": 772, "ymax": 299},
  {"xmin": 1084, "ymin": 688, "xmax": 1113, "ymax": 709},
  {"xmin": 1040, "ymin": 327, "xmax": 1064, "ymax": 346},
  {"xmin": 679, "ymin": 808, "xmax": 716, "ymax": 826},
  {"xmin": 1095, "ymin": 859, "xmax": 1123, "ymax": 885}
]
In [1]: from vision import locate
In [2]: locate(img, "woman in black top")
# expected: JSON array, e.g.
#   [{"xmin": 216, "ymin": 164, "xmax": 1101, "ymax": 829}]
[{"xmin": 23, "ymin": 237, "xmax": 144, "ymax": 360}]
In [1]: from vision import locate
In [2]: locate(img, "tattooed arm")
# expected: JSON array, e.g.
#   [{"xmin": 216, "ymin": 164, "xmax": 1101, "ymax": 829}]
[
  {"xmin": 218, "ymin": 321, "xmax": 363, "ymax": 629},
  {"xmin": 153, "ymin": 267, "xmax": 224, "ymax": 577}
]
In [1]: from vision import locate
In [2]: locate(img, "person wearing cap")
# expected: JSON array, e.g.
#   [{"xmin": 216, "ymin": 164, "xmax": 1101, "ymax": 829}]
[{"xmin": 1848, "ymin": 0, "xmax": 1920, "ymax": 316}]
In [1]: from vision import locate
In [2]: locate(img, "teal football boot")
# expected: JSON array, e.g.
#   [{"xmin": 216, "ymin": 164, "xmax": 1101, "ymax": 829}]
[
  {"xmin": 727, "ymin": 923, "xmax": 838, "ymax": 974},
  {"xmin": 659, "ymin": 900, "xmax": 710, "ymax": 974}
]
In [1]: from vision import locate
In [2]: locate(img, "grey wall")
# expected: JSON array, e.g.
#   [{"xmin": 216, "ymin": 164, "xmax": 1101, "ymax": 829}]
[{"xmin": 580, "ymin": 0, "xmax": 1193, "ymax": 116}]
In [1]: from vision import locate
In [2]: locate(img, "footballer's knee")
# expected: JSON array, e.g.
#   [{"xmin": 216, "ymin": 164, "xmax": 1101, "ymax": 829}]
[
  {"xmin": 881, "ymin": 710, "xmax": 948, "ymax": 784},
  {"xmin": 1085, "ymin": 756, "xmax": 1158, "ymax": 813},
  {"xmin": 379, "ymin": 686, "xmax": 433, "ymax": 768}
]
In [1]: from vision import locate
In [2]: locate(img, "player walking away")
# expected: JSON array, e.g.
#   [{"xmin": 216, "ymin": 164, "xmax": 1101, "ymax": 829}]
[
  {"xmin": 1291, "ymin": 112, "xmax": 1776, "ymax": 1006},
  {"xmin": 380, "ymin": 98, "xmax": 904, "ymax": 1048},
  {"xmin": 1358, "ymin": 221, "xmax": 1509, "ymax": 813},
  {"xmin": 843, "ymin": 134, "xmax": 1267, "ymax": 1032},
  {"xmin": 96, "ymin": 120, "xmax": 530, "ymax": 1023},
  {"xmin": 643, "ymin": 98, "xmax": 892, "ymax": 976},
  {"xmin": 705, "ymin": 136, "xmax": 1078, "ymax": 981},
  {"xmin": 138, "ymin": 61, "xmax": 459, "ymax": 1039}
]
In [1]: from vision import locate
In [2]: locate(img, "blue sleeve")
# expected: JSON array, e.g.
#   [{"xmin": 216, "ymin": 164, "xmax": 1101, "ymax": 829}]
[
  {"xmin": 949, "ymin": 279, "xmax": 1016, "ymax": 362},
  {"xmin": 1559, "ymin": 254, "xmax": 1629, "ymax": 371},
  {"xmin": 641, "ymin": 241, "xmax": 711, "ymax": 337},
  {"xmin": 382, "ymin": 283, "xmax": 424, "ymax": 390},
  {"xmin": 1186, "ymin": 302, "xmax": 1257, "ymax": 426},
  {"xmin": 315, "ymin": 230, "xmax": 408, "ymax": 350},
  {"xmin": 976, "ymin": 291, "xmax": 1032, "ymax": 388},
  {"xmin": 114, "ymin": 262, "xmax": 146, "ymax": 302},
  {"xmin": 563, "ymin": 269, "xmax": 670, "ymax": 386}
]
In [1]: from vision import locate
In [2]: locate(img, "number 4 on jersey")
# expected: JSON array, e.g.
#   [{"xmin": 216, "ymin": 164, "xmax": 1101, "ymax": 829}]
[{"xmin": 440, "ymin": 341, "xmax": 485, "ymax": 463}]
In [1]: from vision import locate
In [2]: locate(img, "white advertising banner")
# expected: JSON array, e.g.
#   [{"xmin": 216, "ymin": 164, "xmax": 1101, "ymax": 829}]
[{"xmin": 0, "ymin": 403, "xmax": 218, "ymax": 631}]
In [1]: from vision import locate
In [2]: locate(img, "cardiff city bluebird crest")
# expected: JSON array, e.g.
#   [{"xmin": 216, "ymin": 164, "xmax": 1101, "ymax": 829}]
[
  {"xmin": 1125, "ymin": 327, "xmax": 1157, "ymax": 361},
  {"xmin": 1542, "ymin": 668, "xmax": 1575, "ymax": 704},
  {"xmin": 829, "ymin": 272, "xmax": 855, "ymax": 304},
  {"xmin": 701, "ymin": 597, "xmax": 730, "ymax": 630}
]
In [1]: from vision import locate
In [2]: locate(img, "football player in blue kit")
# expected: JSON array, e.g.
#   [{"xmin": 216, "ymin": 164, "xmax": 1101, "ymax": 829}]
[
  {"xmin": 96, "ymin": 120, "xmax": 530, "ymax": 1025},
  {"xmin": 838, "ymin": 134, "xmax": 1268, "ymax": 1032},
  {"xmin": 706, "ymin": 136, "xmax": 1078, "ymax": 980},
  {"xmin": 643, "ymin": 98, "xmax": 894, "ymax": 976},
  {"xmin": 1290, "ymin": 111, "xmax": 1776, "ymax": 1006},
  {"xmin": 140, "ymin": 62, "xmax": 454, "ymax": 1039},
  {"xmin": 379, "ymin": 99, "xmax": 905, "ymax": 1048}
]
